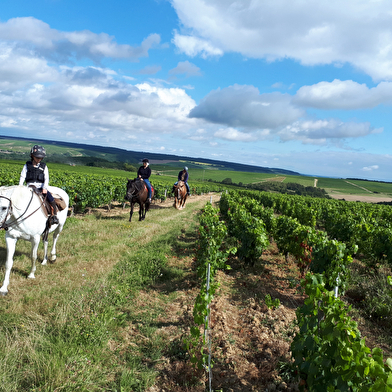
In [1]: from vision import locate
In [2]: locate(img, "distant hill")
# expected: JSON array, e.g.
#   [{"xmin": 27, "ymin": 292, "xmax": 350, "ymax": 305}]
[{"xmin": 0, "ymin": 135, "xmax": 300, "ymax": 176}]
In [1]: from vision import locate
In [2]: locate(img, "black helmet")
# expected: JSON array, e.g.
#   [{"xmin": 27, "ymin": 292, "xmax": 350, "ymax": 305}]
[
  {"xmin": 142, "ymin": 158, "xmax": 149, "ymax": 163},
  {"xmin": 30, "ymin": 145, "xmax": 46, "ymax": 158}
]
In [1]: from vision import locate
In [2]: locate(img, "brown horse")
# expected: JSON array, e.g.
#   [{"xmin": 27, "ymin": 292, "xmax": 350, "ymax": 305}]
[
  {"xmin": 173, "ymin": 180, "xmax": 187, "ymax": 209},
  {"xmin": 125, "ymin": 178, "xmax": 154, "ymax": 221}
]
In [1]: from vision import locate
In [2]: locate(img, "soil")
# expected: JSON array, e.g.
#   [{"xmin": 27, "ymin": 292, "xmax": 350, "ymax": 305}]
[
  {"xmin": 143, "ymin": 239, "xmax": 302, "ymax": 392},
  {"xmin": 328, "ymin": 193, "xmax": 392, "ymax": 203}
]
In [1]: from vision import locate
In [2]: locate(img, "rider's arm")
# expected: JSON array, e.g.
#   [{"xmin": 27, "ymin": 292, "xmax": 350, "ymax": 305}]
[
  {"xmin": 19, "ymin": 165, "xmax": 27, "ymax": 186},
  {"xmin": 43, "ymin": 166, "xmax": 49, "ymax": 190}
]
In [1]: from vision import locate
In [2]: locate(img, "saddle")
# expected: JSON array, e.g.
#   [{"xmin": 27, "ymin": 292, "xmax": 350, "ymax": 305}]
[
  {"xmin": 135, "ymin": 179, "xmax": 154, "ymax": 197},
  {"xmin": 29, "ymin": 187, "xmax": 66, "ymax": 217}
]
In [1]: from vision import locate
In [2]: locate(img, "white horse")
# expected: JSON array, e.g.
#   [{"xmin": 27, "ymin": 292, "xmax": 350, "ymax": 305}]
[{"xmin": 0, "ymin": 185, "xmax": 69, "ymax": 296}]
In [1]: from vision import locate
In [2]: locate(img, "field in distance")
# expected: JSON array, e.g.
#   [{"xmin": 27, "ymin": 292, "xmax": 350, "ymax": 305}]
[{"xmin": 1, "ymin": 135, "xmax": 392, "ymax": 202}]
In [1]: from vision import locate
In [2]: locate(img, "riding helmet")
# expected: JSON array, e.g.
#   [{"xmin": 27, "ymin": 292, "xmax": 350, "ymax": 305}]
[
  {"xmin": 142, "ymin": 158, "xmax": 149, "ymax": 163},
  {"xmin": 184, "ymin": 166, "xmax": 188, "ymax": 171},
  {"xmin": 30, "ymin": 145, "xmax": 46, "ymax": 159}
]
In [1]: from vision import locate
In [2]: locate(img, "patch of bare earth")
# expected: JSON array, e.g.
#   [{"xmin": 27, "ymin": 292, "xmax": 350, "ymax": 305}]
[
  {"xmin": 328, "ymin": 193, "xmax": 392, "ymax": 203},
  {"xmin": 143, "ymin": 240, "xmax": 305, "ymax": 392}
]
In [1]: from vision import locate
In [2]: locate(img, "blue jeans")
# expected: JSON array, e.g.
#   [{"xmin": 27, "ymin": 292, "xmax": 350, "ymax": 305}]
[{"xmin": 144, "ymin": 179, "xmax": 152, "ymax": 199}]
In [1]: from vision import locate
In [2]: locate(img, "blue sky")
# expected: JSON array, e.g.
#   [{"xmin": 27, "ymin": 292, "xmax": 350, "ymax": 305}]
[{"xmin": 1, "ymin": 1, "xmax": 392, "ymax": 181}]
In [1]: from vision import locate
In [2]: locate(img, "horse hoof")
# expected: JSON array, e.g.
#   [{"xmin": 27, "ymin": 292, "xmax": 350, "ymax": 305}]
[{"xmin": 0, "ymin": 291, "xmax": 7, "ymax": 297}]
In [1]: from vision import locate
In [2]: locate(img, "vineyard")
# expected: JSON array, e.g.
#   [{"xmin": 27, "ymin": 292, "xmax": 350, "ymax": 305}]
[
  {"xmin": 0, "ymin": 164, "xmax": 228, "ymax": 211},
  {"xmin": 1, "ymin": 162, "xmax": 392, "ymax": 391},
  {"xmin": 191, "ymin": 190, "xmax": 392, "ymax": 391}
]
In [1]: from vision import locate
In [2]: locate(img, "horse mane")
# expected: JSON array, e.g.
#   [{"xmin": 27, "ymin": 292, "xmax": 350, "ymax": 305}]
[{"xmin": 132, "ymin": 178, "xmax": 145, "ymax": 193}]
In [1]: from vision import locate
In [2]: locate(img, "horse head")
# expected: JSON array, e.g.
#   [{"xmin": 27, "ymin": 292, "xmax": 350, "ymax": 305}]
[
  {"xmin": 0, "ymin": 187, "xmax": 17, "ymax": 230},
  {"xmin": 125, "ymin": 178, "xmax": 143, "ymax": 200}
]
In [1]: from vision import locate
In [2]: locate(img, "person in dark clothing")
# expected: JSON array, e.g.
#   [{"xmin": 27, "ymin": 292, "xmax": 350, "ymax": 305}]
[
  {"xmin": 137, "ymin": 158, "xmax": 152, "ymax": 202},
  {"xmin": 19, "ymin": 144, "xmax": 59, "ymax": 225},
  {"xmin": 173, "ymin": 166, "xmax": 190, "ymax": 195}
]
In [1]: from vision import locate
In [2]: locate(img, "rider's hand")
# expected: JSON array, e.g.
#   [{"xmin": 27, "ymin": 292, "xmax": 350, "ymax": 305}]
[{"xmin": 42, "ymin": 189, "xmax": 48, "ymax": 194}]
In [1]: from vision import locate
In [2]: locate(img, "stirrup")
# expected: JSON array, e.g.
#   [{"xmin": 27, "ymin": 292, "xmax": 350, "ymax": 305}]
[{"xmin": 49, "ymin": 215, "xmax": 59, "ymax": 225}]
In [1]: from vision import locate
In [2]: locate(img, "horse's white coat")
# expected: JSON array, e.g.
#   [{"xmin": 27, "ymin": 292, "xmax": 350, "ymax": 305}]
[{"xmin": 0, "ymin": 185, "xmax": 69, "ymax": 295}]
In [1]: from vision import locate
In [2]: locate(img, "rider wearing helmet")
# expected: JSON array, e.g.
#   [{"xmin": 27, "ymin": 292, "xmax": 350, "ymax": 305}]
[
  {"xmin": 174, "ymin": 166, "xmax": 190, "ymax": 195},
  {"xmin": 19, "ymin": 145, "xmax": 59, "ymax": 225},
  {"xmin": 137, "ymin": 158, "xmax": 152, "ymax": 202}
]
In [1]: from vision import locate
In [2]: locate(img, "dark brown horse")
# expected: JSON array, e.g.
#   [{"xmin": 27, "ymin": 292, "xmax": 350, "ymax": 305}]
[
  {"xmin": 173, "ymin": 180, "xmax": 187, "ymax": 209},
  {"xmin": 125, "ymin": 178, "xmax": 154, "ymax": 221}
]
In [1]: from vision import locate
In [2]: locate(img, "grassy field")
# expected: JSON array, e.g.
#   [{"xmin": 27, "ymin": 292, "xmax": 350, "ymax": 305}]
[
  {"xmin": 0, "ymin": 195, "xmax": 215, "ymax": 391},
  {"xmin": 5, "ymin": 156, "xmax": 392, "ymax": 199}
]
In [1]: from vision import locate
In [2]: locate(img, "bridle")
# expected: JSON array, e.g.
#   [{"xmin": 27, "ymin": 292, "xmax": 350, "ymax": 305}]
[
  {"xmin": 126, "ymin": 179, "xmax": 144, "ymax": 199},
  {"xmin": 0, "ymin": 190, "xmax": 47, "ymax": 231}
]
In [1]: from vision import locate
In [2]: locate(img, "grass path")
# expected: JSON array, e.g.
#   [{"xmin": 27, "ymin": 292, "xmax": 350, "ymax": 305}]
[{"xmin": 0, "ymin": 194, "xmax": 217, "ymax": 313}]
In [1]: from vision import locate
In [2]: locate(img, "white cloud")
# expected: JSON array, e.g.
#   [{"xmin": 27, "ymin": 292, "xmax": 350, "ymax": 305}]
[
  {"xmin": 279, "ymin": 119, "xmax": 382, "ymax": 145},
  {"xmin": 0, "ymin": 63, "xmax": 198, "ymax": 141},
  {"xmin": 294, "ymin": 79, "xmax": 392, "ymax": 109},
  {"xmin": 0, "ymin": 17, "xmax": 160, "ymax": 63},
  {"xmin": 362, "ymin": 165, "xmax": 379, "ymax": 171},
  {"xmin": 0, "ymin": 43, "xmax": 58, "ymax": 91},
  {"xmin": 189, "ymin": 84, "xmax": 304, "ymax": 129},
  {"xmin": 172, "ymin": 31, "xmax": 223, "ymax": 58},
  {"xmin": 171, "ymin": 0, "xmax": 392, "ymax": 80},
  {"xmin": 214, "ymin": 127, "xmax": 258, "ymax": 142},
  {"xmin": 169, "ymin": 60, "xmax": 202, "ymax": 77}
]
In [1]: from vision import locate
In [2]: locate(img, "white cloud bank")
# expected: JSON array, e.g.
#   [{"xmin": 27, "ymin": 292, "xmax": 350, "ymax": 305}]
[
  {"xmin": 188, "ymin": 84, "xmax": 383, "ymax": 144},
  {"xmin": 171, "ymin": 0, "xmax": 392, "ymax": 81}
]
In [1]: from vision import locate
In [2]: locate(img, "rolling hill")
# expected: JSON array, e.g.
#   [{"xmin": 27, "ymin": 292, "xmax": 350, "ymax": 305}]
[{"xmin": 0, "ymin": 135, "xmax": 299, "ymax": 176}]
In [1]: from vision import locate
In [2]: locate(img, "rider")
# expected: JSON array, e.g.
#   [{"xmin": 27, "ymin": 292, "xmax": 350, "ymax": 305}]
[
  {"xmin": 19, "ymin": 144, "xmax": 59, "ymax": 225},
  {"xmin": 174, "ymin": 166, "xmax": 190, "ymax": 195},
  {"xmin": 137, "ymin": 158, "xmax": 152, "ymax": 202}
]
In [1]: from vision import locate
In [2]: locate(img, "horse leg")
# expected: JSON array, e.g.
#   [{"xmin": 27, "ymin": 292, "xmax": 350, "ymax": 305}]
[
  {"xmin": 0, "ymin": 235, "xmax": 17, "ymax": 295},
  {"xmin": 42, "ymin": 225, "xmax": 62, "ymax": 265},
  {"xmin": 176, "ymin": 189, "xmax": 180, "ymax": 209},
  {"xmin": 129, "ymin": 202, "xmax": 134, "ymax": 222},
  {"xmin": 50, "ymin": 226, "xmax": 62, "ymax": 263},
  {"xmin": 42, "ymin": 239, "xmax": 49, "ymax": 265},
  {"xmin": 139, "ymin": 202, "xmax": 144, "ymax": 221},
  {"xmin": 27, "ymin": 235, "xmax": 41, "ymax": 279}
]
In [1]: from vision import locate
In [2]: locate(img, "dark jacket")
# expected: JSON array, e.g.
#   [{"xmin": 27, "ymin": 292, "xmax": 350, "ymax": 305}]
[{"xmin": 137, "ymin": 166, "xmax": 151, "ymax": 180}]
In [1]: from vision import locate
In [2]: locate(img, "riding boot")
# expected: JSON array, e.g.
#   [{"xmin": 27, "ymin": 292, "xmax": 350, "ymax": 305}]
[{"xmin": 49, "ymin": 200, "xmax": 60, "ymax": 225}]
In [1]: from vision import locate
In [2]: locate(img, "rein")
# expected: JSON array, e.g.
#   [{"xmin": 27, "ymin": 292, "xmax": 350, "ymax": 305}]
[
  {"xmin": 128, "ymin": 180, "xmax": 144, "ymax": 198},
  {"xmin": 0, "ymin": 190, "xmax": 47, "ymax": 231}
]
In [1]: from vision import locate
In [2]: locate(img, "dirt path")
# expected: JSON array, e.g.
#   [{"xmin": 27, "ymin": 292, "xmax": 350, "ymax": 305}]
[
  {"xmin": 328, "ymin": 193, "xmax": 392, "ymax": 202},
  {"xmin": 344, "ymin": 180, "xmax": 373, "ymax": 193}
]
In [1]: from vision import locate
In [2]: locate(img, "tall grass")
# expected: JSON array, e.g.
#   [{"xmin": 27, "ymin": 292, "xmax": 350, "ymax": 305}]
[{"xmin": 0, "ymin": 198, "xmax": 207, "ymax": 391}]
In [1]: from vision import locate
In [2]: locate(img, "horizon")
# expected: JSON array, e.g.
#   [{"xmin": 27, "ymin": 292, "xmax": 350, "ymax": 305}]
[
  {"xmin": 1, "ymin": 1, "xmax": 392, "ymax": 181},
  {"xmin": 4, "ymin": 134, "xmax": 391, "ymax": 183}
]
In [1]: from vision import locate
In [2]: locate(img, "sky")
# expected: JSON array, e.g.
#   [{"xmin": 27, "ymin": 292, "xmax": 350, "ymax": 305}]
[{"xmin": 1, "ymin": 1, "xmax": 392, "ymax": 181}]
